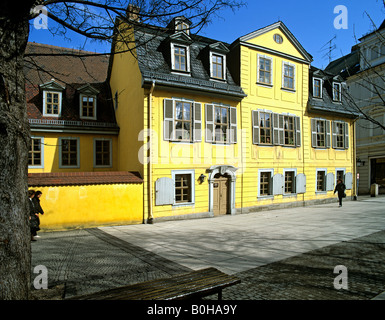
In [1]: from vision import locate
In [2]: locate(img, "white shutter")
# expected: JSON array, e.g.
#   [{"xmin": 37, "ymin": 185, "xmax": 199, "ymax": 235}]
[
  {"xmin": 193, "ymin": 103, "xmax": 202, "ymax": 142},
  {"xmin": 295, "ymin": 116, "xmax": 301, "ymax": 147},
  {"xmin": 273, "ymin": 173, "xmax": 284, "ymax": 195},
  {"xmin": 344, "ymin": 122, "xmax": 349, "ymax": 149},
  {"xmin": 311, "ymin": 118, "xmax": 317, "ymax": 148},
  {"xmin": 345, "ymin": 172, "xmax": 353, "ymax": 190},
  {"xmin": 273, "ymin": 113, "xmax": 284, "ymax": 145},
  {"xmin": 205, "ymin": 104, "xmax": 214, "ymax": 143},
  {"xmin": 296, "ymin": 173, "xmax": 306, "ymax": 194},
  {"xmin": 164, "ymin": 99, "xmax": 174, "ymax": 141},
  {"xmin": 155, "ymin": 177, "xmax": 174, "ymax": 205},
  {"xmin": 325, "ymin": 120, "xmax": 331, "ymax": 149},
  {"xmin": 252, "ymin": 110, "xmax": 260, "ymax": 145},
  {"xmin": 332, "ymin": 121, "xmax": 337, "ymax": 149},
  {"xmin": 229, "ymin": 106, "xmax": 237, "ymax": 144},
  {"xmin": 326, "ymin": 172, "xmax": 335, "ymax": 191},
  {"xmin": 278, "ymin": 114, "xmax": 284, "ymax": 145}
]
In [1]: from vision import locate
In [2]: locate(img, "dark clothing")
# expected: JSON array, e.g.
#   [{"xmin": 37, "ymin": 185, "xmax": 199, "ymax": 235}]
[
  {"xmin": 32, "ymin": 197, "xmax": 44, "ymax": 215},
  {"xmin": 29, "ymin": 198, "xmax": 39, "ymax": 236},
  {"xmin": 334, "ymin": 182, "xmax": 346, "ymax": 206}
]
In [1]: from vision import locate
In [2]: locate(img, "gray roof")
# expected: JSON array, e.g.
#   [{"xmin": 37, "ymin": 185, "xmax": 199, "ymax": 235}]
[{"xmin": 133, "ymin": 26, "xmax": 246, "ymax": 99}]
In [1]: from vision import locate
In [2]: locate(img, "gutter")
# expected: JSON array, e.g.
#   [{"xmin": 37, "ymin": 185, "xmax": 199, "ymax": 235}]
[{"xmin": 147, "ymin": 80, "xmax": 156, "ymax": 224}]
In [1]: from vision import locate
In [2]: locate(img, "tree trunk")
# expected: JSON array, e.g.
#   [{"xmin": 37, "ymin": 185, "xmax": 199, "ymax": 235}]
[{"xmin": 0, "ymin": 2, "xmax": 34, "ymax": 300}]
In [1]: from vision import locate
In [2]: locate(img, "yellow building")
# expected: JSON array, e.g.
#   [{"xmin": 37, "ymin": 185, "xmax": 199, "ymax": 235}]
[
  {"xmin": 26, "ymin": 43, "xmax": 143, "ymax": 230},
  {"xmin": 109, "ymin": 18, "xmax": 359, "ymax": 224}
]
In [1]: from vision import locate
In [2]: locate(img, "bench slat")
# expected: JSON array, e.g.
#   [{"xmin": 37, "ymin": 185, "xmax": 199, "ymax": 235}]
[{"xmin": 75, "ymin": 267, "xmax": 240, "ymax": 300}]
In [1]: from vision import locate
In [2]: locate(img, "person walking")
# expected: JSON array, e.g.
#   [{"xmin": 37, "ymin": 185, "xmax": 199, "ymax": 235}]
[
  {"xmin": 334, "ymin": 179, "xmax": 346, "ymax": 207},
  {"xmin": 32, "ymin": 190, "xmax": 44, "ymax": 237},
  {"xmin": 28, "ymin": 190, "xmax": 39, "ymax": 241}
]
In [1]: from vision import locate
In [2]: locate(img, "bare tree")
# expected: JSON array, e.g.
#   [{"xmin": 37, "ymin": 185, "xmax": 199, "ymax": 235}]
[{"xmin": 0, "ymin": 0, "xmax": 245, "ymax": 299}]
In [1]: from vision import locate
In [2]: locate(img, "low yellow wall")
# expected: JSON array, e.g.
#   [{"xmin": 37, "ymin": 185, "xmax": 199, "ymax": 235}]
[{"xmin": 29, "ymin": 183, "xmax": 143, "ymax": 231}]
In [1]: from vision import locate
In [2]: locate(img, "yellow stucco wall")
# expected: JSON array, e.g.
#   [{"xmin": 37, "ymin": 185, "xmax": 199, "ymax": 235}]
[{"xmin": 29, "ymin": 183, "xmax": 143, "ymax": 231}]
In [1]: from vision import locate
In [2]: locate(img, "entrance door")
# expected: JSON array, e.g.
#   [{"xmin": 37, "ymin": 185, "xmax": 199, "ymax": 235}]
[{"xmin": 213, "ymin": 176, "xmax": 229, "ymax": 216}]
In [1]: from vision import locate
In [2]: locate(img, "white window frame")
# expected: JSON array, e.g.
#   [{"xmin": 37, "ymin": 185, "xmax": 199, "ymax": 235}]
[
  {"xmin": 282, "ymin": 61, "xmax": 296, "ymax": 91},
  {"xmin": 43, "ymin": 90, "xmax": 62, "ymax": 117},
  {"xmin": 93, "ymin": 138, "xmax": 112, "ymax": 168},
  {"xmin": 29, "ymin": 136, "xmax": 44, "ymax": 169},
  {"xmin": 332, "ymin": 82, "xmax": 342, "ymax": 102},
  {"xmin": 316, "ymin": 168, "xmax": 327, "ymax": 193},
  {"xmin": 59, "ymin": 137, "xmax": 80, "ymax": 169},
  {"xmin": 258, "ymin": 169, "xmax": 274, "ymax": 198},
  {"xmin": 257, "ymin": 54, "xmax": 273, "ymax": 86},
  {"xmin": 171, "ymin": 43, "xmax": 190, "ymax": 73},
  {"xmin": 172, "ymin": 170, "xmax": 195, "ymax": 206},
  {"xmin": 283, "ymin": 168, "xmax": 297, "ymax": 195},
  {"xmin": 80, "ymin": 94, "xmax": 97, "ymax": 120},
  {"xmin": 335, "ymin": 168, "xmax": 346, "ymax": 185},
  {"xmin": 313, "ymin": 77, "xmax": 323, "ymax": 99},
  {"xmin": 210, "ymin": 51, "xmax": 227, "ymax": 81}
]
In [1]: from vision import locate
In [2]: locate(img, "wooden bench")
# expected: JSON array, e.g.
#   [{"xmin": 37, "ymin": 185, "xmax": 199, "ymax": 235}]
[{"xmin": 74, "ymin": 267, "xmax": 241, "ymax": 300}]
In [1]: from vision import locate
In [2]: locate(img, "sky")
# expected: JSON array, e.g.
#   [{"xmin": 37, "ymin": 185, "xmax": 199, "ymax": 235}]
[{"xmin": 28, "ymin": 0, "xmax": 385, "ymax": 69}]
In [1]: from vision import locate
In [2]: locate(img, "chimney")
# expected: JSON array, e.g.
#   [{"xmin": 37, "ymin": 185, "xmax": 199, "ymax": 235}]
[{"xmin": 127, "ymin": 4, "xmax": 140, "ymax": 22}]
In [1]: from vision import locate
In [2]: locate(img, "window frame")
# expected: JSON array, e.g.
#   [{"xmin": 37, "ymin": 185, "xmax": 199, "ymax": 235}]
[
  {"xmin": 172, "ymin": 170, "xmax": 195, "ymax": 206},
  {"xmin": 258, "ymin": 169, "xmax": 274, "ymax": 198},
  {"xmin": 43, "ymin": 90, "xmax": 62, "ymax": 117},
  {"xmin": 210, "ymin": 52, "xmax": 226, "ymax": 81},
  {"xmin": 257, "ymin": 54, "xmax": 273, "ymax": 86},
  {"xmin": 332, "ymin": 82, "xmax": 342, "ymax": 102},
  {"xmin": 28, "ymin": 136, "xmax": 44, "ymax": 169},
  {"xmin": 80, "ymin": 94, "xmax": 97, "ymax": 120},
  {"xmin": 259, "ymin": 111, "xmax": 273, "ymax": 145},
  {"xmin": 283, "ymin": 115, "xmax": 295, "ymax": 146},
  {"xmin": 59, "ymin": 137, "xmax": 80, "ymax": 169},
  {"xmin": 283, "ymin": 168, "xmax": 297, "ymax": 195},
  {"xmin": 282, "ymin": 61, "xmax": 296, "ymax": 91},
  {"xmin": 171, "ymin": 43, "xmax": 190, "ymax": 73},
  {"xmin": 316, "ymin": 168, "xmax": 327, "ymax": 193},
  {"xmin": 313, "ymin": 77, "xmax": 323, "ymax": 98},
  {"xmin": 93, "ymin": 138, "xmax": 112, "ymax": 168}
]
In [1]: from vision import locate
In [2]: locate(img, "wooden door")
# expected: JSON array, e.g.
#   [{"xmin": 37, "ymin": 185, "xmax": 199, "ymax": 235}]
[{"xmin": 213, "ymin": 176, "xmax": 228, "ymax": 216}]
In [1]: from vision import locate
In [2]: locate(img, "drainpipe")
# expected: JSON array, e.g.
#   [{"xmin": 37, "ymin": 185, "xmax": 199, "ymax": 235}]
[
  {"xmin": 353, "ymin": 118, "xmax": 358, "ymax": 200},
  {"xmin": 147, "ymin": 81, "xmax": 155, "ymax": 224}
]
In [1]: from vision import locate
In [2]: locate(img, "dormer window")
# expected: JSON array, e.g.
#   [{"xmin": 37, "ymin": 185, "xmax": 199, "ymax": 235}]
[
  {"xmin": 210, "ymin": 53, "xmax": 225, "ymax": 80},
  {"xmin": 172, "ymin": 44, "xmax": 189, "ymax": 72},
  {"xmin": 332, "ymin": 82, "xmax": 342, "ymax": 102},
  {"xmin": 171, "ymin": 16, "xmax": 191, "ymax": 35},
  {"xmin": 78, "ymin": 84, "xmax": 99, "ymax": 120},
  {"xmin": 40, "ymin": 79, "xmax": 65, "ymax": 117},
  {"xmin": 313, "ymin": 78, "xmax": 323, "ymax": 98},
  {"xmin": 176, "ymin": 21, "xmax": 189, "ymax": 34}
]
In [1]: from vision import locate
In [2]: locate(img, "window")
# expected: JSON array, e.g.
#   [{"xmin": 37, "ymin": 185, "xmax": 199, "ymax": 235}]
[
  {"xmin": 94, "ymin": 139, "xmax": 112, "ymax": 167},
  {"xmin": 335, "ymin": 122, "xmax": 344, "ymax": 148},
  {"xmin": 284, "ymin": 171, "xmax": 295, "ymax": 194},
  {"xmin": 211, "ymin": 53, "xmax": 225, "ymax": 80},
  {"xmin": 274, "ymin": 34, "xmax": 283, "ymax": 44},
  {"xmin": 282, "ymin": 63, "xmax": 295, "ymax": 90},
  {"xmin": 258, "ymin": 55, "xmax": 272, "ymax": 85},
  {"xmin": 176, "ymin": 22, "xmax": 189, "ymax": 34},
  {"xmin": 214, "ymin": 105, "xmax": 229, "ymax": 143},
  {"xmin": 44, "ymin": 91, "xmax": 61, "ymax": 116},
  {"xmin": 253, "ymin": 110, "xmax": 300, "ymax": 147},
  {"xmin": 29, "ymin": 137, "xmax": 43, "ymax": 168},
  {"xmin": 260, "ymin": 172, "xmax": 272, "ymax": 196},
  {"xmin": 259, "ymin": 112, "xmax": 272, "ymax": 144},
  {"xmin": 333, "ymin": 82, "xmax": 342, "ymax": 102},
  {"xmin": 313, "ymin": 78, "xmax": 322, "ymax": 98},
  {"xmin": 336, "ymin": 169, "xmax": 345, "ymax": 184},
  {"xmin": 59, "ymin": 138, "xmax": 79, "ymax": 168},
  {"xmin": 283, "ymin": 116, "xmax": 295, "ymax": 146},
  {"xmin": 316, "ymin": 169, "xmax": 326, "ymax": 192},
  {"xmin": 172, "ymin": 44, "xmax": 189, "ymax": 72},
  {"xmin": 80, "ymin": 95, "xmax": 96, "ymax": 119},
  {"xmin": 205, "ymin": 104, "xmax": 237, "ymax": 144},
  {"xmin": 172, "ymin": 170, "xmax": 195, "ymax": 205},
  {"xmin": 311, "ymin": 119, "xmax": 331, "ymax": 149},
  {"xmin": 164, "ymin": 99, "xmax": 201, "ymax": 143}
]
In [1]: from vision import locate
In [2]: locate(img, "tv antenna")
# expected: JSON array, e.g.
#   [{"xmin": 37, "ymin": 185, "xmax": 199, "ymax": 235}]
[{"xmin": 320, "ymin": 35, "xmax": 337, "ymax": 64}]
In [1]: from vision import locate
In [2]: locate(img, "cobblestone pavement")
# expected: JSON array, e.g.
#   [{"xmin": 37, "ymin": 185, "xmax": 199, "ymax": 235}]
[{"xmin": 31, "ymin": 197, "xmax": 385, "ymax": 300}]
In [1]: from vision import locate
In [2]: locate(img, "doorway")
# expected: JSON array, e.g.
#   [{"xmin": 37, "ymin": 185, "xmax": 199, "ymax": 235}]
[{"xmin": 213, "ymin": 174, "xmax": 229, "ymax": 216}]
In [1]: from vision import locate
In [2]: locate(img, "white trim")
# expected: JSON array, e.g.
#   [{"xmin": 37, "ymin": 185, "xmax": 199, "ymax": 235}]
[
  {"xmin": 43, "ymin": 90, "xmax": 62, "ymax": 117},
  {"xmin": 170, "ymin": 42, "xmax": 190, "ymax": 73},
  {"xmin": 282, "ymin": 61, "xmax": 296, "ymax": 91},
  {"xmin": 332, "ymin": 82, "xmax": 342, "ymax": 102},
  {"xmin": 335, "ymin": 168, "xmax": 346, "ymax": 184},
  {"xmin": 316, "ymin": 168, "xmax": 327, "ymax": 193},
  {"xmin": 172, "ymin": 169, "xmax": 195, "ymax": 206},
  {"xmin": 79, "ymin": 94, "xmax": 97, "ymax": 120},
  {"xmin": 283, "ymin": 168, "xmax": 297, "ymax": 195},
  {"xmin": 257, "ymin": 54, "xmax": 273, "ymax": 86},
  {"xmin": 312, "ymin": 77, "xmax": 323, "ymax": 99},
  {"xmin": 29, "ymin": 136, "xmax": 44, "ymax": 169},
  {"xmin": 209, "ymin": 51, "xmax": 227, "ymax": 81},
  {"xmin": 258, "ymin": 168, "xmax": 274, "ymax": 198}
]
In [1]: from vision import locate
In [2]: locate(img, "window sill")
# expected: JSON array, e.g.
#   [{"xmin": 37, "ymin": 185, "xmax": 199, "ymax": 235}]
[
  {"xmin": 258, "ymin": 195, "xmax": 274, "ymax": 200},
  {"xmin": 281, "ymin": 87, "xmax": 296, "ymax": 93},
  {"xmin": 256, "ymin": 82, "xmax": 273, "ymax": 88},
  {"xmin": 172, "ymin": 202, "xmax": 195, "ymax": 208}
]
